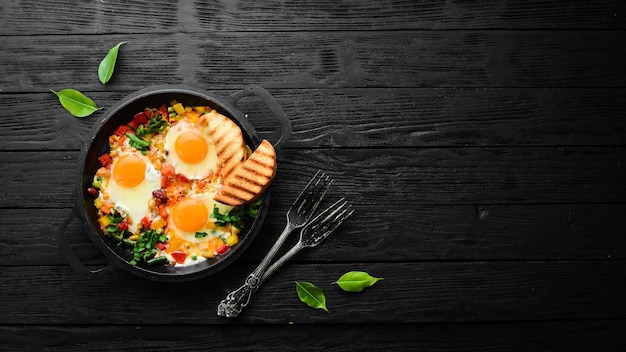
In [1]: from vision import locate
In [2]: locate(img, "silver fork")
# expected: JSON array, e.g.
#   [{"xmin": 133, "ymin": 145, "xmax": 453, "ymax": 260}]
[
  {"xmin": 217, "ymin": 171, "xmax": 332, "ymax": 318},
  {"xmin": 259, "ymin": 198, "xmax": 354, "ymax": 285}
]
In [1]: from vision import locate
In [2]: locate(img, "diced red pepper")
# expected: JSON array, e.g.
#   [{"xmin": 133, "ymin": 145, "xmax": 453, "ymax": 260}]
[
  {"xmin": 140, "ymin": 216, "xmax": 152, "ymax": 228},
  {"xmin": 118, "ymin": 220, "xmax": 129, "ymax": 231},
  {"xmin": 156, "ymin": 242, "xmax": 167, "ymax": 251},
  {"xmin": 98, "ymin": 153, "xmax": 112, "ymax": 167},
  {"xmin": 134, "ymin": 111, "xmax": 148, "ymax": 124},
  {"xmin": 161, "ymin": 176, "xmax": 170, "ymax": 188},
  {"xmin": 128, "ymin": 120, "xmax": 139, "ymax": 129},
  {"xmin": 158, "ymin": 104, "xmax": 168, "ymax": 117},
  {"xmin": 160, "ymin": 163, "xmax": 175, "ymax": 178},
  {"xmin": 171, "ymin": 251, "xmax": 187, "ymax": 264},
  {"xmin": 177, "ymin": 174, "xmax": 190, "ymax": 183},
  {"xmin": 144, "ymin": 109, "xmax": 153, "ymax": 119},
  {"xmin": 216, "ymin": 244, "xmax": 229, "ymax": 255},
  {"xmin": 113, "ymin": 125, "xmax": 134, "ymax": 137}
]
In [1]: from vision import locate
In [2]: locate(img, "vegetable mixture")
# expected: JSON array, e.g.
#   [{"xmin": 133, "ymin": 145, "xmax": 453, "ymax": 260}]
[{"xmin": 87, "ymin": 101, "xmax": 260, "ymax": 267}]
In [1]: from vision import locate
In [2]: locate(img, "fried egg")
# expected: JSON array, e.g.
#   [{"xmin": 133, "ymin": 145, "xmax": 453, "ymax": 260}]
[
  {"xmin": 164, "ymin": 121, "xmax": 219, "ymax": 180},
  {"xmin": 167, "ymin": 190, "xmax": 233, "ymax": 244},
  {"xmin": 103, "ymin": 151, "xmax": 161, "ymax": 233}
]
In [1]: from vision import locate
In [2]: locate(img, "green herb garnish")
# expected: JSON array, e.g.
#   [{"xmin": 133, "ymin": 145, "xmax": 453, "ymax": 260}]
[
  {"xmin": 130, "ymin": 230, "xmax": 160, "ymax": 266},
  {"xmin": 125, "ymin": 133, "xmax": 150, "ymax": 152},
  {"xmin": 210, "ymin": 199, "xmax": 262, "ymax": 229},
  {"xmin": 136, "ymin": 113, "xmax": 168, "ymax": 137},
  {"xmin": 195, "ymin": 232, "xmax": 209, "ymax": 238}
]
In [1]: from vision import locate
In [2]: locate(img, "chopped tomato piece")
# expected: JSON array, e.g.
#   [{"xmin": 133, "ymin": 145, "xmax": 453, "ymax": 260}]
[
  {"xmin": 118, "ymin": 220, "xmax": 129, "ymax": 231},
  {"xmin": 98, "ymin": 153, "xmax": 112, "ymax": 167},
  {"xmin": 158, "ymin": 204, "xmax": 168, "ymax": 219},
  {"xmin": 161, "ymin": 163, "xmax": 175, "ymax": 177},
  {"xmin": 113, "ymin": 125, "xmax": 134, "ymax": 137},
  {"xmin": 156, "ymin": 242, "xmax": 167, "ymax": 251},
  {"xmin": 100, "ymin": 203, "xmax": 112, "ymax": 215},
  {"xmin": 140, "ymin": 216, "xmax": 152, "ymax": 228},
  {"xmin": 134, "ymin": 111, "xmax": 148, "ymax": 124},
  {"xmin": 177, "ymin": 174, "xmax": 190, "ymax": 183},
  {"xmin": 128, "ymin": 120, "xmax": 139, "ymax": 129},
  {"xmin": 216, "ymin": 244, "xmax": 229, "ymax": 255},
  {"xmin": 158, "ymin": 104, "xmax": 168, "ymax": 117},
  {"xmin": 144, "ymin": 109, "xmax": 153, "ymax": 119},
  {"xmin": 171, "ymin": 251, "xmax": 187, "ymax": 264}
]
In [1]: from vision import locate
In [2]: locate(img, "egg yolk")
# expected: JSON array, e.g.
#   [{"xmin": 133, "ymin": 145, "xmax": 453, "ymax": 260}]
[
  {"xmin": 175, "ymin": 130, "xmax": 208, "ymax": 164},
  {"xmin": 171, "ymin": 197, "xmax": 209, "ymax": 233},
  {"xmin": 113, "ymin": 153, "xmax": 146, "ymax": 188}
]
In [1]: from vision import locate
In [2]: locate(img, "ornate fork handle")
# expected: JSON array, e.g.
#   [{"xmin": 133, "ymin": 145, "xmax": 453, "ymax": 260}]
[
  {"xmin": 216, "ymin": 274, "xmax": 259, "ymax": 318},
  {"xmin": 217, "ymin": 225, "xmax": 293, "ymax": 318}
]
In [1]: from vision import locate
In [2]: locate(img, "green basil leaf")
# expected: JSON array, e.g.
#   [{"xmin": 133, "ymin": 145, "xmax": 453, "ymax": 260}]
[
  {"xmin": 50, "ymin": 89, "xmax": 102, "ymax": 117},
  {"xmin": 295, "ymin": 281, "xmax": 329, "ymax": 313},
  {"xmin": 334, "ymin": 271, "xmax": 383, "ymax": 292},
  {"xmin": 98, "ymin": 41, "xmax": 126, "ymax": 84}
]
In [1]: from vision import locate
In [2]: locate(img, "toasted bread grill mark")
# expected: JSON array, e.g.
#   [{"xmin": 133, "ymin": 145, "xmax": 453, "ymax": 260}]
[
  {"xmin": 214, "ymin": 140, "xmax": 277, "ymax": 206},
  {"xmin": 204, "ymin": 110, "xmax": 246, "ymax": 180}
]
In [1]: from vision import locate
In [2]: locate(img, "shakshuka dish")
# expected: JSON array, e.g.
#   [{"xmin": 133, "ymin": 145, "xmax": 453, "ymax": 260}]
[{"xmin": 86, "ymin": 101, "xmax": 277, "ymax": 267}]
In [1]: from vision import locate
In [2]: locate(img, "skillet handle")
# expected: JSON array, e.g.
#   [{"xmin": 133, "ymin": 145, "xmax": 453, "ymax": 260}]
[
  {"xmin": 227, "ymin": 86, "xmax": 291, "ymax": 149},
  {"xmin": 55, "ymin": 206, "xmax": 112, "ymax": 277}
]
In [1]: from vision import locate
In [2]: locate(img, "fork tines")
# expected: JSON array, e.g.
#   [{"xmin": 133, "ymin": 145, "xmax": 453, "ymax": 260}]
[
  {"xmin": 302, "ymin": 198, "xmax": 354, "ymax": 246},
  {"xmin": 295, "ymin": 170, "xmax": 332, "ymax": 215}
]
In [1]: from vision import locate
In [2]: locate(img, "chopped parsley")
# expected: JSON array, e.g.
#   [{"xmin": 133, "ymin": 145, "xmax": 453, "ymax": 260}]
[{"xmin": 210, "ymin": 199, "xmax": 262, "ymax": 230}]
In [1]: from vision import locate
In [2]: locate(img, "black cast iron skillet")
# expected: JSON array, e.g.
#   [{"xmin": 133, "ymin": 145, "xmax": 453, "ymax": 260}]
[{"xmin": 57, "ymin": 85, "xmax": 291, "ymax": 282}]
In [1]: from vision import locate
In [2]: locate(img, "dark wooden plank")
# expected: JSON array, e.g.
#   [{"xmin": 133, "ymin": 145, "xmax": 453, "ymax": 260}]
[
  {"xmin": 1, "ymin": 261, "xmax": 624, "ymax": 324},
  {"xmin": 1, "ymin": 148, "xmax": 623, "ymax": 208},
  {"xmin": 2, "ymin": 0, "xmax": 625, "ymax": 35},
  {"xmin": 3, "ymin": 204, "xmax": 625, "ymax": 266},
  {"xmin": 2, "ymin": 31, "xmax": 625, "ymax": 93},
  {"xmin": 2, "ymin": 320, "xmax": 625, "ymax": 352},
  {"xmin": 3, "ymin": 88, "xmax": 625, "ymax": 151}
]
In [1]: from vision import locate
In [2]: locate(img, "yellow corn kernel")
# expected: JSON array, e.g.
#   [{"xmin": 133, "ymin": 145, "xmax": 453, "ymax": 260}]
[
  {"xmin": 187, "ymin": 110, "xmax": 200, "ymax": 124},
  {"xmin": 172, "ymin": 102, "xmax": 185, "ymax": 115},
  {"xmin": 151, "ymin": 218, "xmax": 167, "ymax": 231},
  {"xmin": 226, "ymin": 233, "xmax": 239, "ymax": 246},
  {"xmin": 98, "ymin": 216, "xmax": 111, "ymax": 229}
]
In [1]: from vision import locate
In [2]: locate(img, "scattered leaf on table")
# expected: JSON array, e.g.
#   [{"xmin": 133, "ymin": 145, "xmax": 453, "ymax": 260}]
[
  {"xmin": 295, "ymin": 281, "xmax": 329, "ymax": 313},
  {"xmin": 98, "ymin": 41, "xmax": 126, "ymax": 84},
  {"xmin": 334, "ymin": 271, "xmax": 383, "ymax": 292},
  {"xmin": 50, "ymin": 89, "xmax": 102, "ymax": 117}
]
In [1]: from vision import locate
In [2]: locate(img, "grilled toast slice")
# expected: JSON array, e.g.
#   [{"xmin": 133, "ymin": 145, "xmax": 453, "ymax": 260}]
[
  {"xmin": 214, "ymin": 139, "xmax": 277, "ymax": 206},
  {"xmin": 204, "ymin": 110, "xmax": 247, "ymax": 180}
]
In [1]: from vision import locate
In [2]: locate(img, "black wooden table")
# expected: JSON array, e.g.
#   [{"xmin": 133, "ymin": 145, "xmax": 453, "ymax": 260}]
[{"xmin": 2, "ymin": 1, "xmax": 626, "ymax": 351}]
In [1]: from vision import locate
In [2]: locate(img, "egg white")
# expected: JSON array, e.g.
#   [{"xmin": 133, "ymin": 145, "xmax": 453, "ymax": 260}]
[
  {"xmin": 103, "ymin": 151, "xmax": 161, "ymax": 233},
  {"xmin": 164, "ymin": 121, "xmax": 219, "ymax": 180}
]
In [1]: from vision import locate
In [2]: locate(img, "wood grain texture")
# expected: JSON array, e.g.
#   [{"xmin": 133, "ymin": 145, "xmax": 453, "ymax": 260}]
[
  {"xmin": 1, "ymin": 148, "xmax": 622, "ymax": 208},
  {"xmin": 2, "ymin": 320, "xmax": 625, "ymax": 352},
  {"xmin": 1, "ymin": 261, "xmax": 625, "ymax": 325},
  {"xmin": 2, "ymin": 31, "xmax": 625, "ymax": 92},
  {"xmin": 1, "ymin": 0, "xmax": 624, "ymax": 35},
  {"xmin": 2, "ymin": 204, "xmax": 625, "ymax": 266},
  {"xmin": 2, "ymin": 88, "xmax": 625, "ymax": 151}
]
